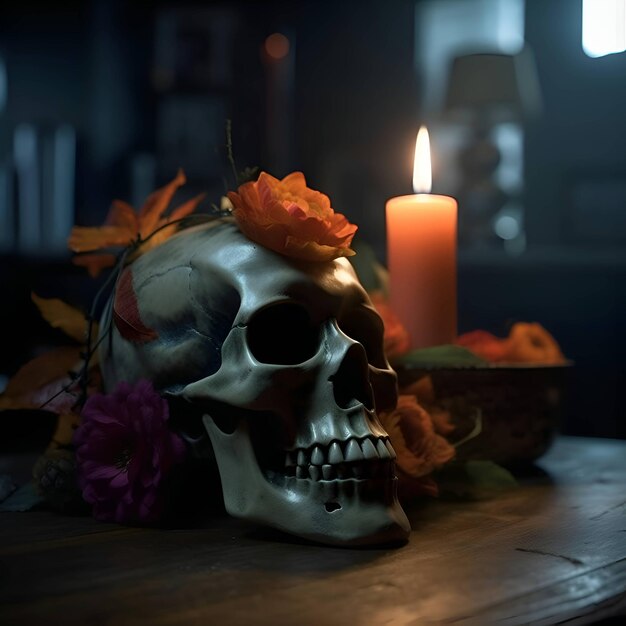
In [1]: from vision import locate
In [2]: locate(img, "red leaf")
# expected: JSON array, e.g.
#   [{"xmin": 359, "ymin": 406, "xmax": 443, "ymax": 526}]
[{"xmin": 113, "ymin": 267, "xmax": 158, "ymax": 343}]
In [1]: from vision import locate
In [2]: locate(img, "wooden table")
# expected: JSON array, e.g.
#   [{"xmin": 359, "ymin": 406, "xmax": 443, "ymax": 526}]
[{"xmin": 1, "ymin": 436, "xmax": 626, "ymax": 625}]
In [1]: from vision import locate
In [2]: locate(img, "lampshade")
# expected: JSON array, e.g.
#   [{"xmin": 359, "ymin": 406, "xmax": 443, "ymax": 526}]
[{"xmin": 443, "ymin": 48, "xmax": 542, "ymax": 123}]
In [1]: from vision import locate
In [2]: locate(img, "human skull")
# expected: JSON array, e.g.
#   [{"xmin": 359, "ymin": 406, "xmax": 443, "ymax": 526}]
[{"xmin": 100, "ymin": 219, "xmax": 410, "ymax": 545}]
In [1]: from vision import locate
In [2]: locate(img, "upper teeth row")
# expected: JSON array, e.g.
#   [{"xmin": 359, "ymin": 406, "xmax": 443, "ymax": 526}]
[{"xmin": 285, "ymin": 437, "xmax": 396, "ymax": 468}]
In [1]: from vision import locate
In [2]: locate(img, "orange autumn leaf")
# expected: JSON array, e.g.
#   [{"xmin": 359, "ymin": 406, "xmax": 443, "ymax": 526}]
[
  {"xmin": 137, "ymin": 169, "xmax": 188, "ymax": 236},
  {"xmin": 0, "ymin": 347, "xmax": 83, "ymax": 414},
  {"xmin": 143, "ymin": 192, "xmax": 207, "ymax": 249},
  {"xmin": 68, "ymin": 224, "xmax": 138, "ymax": 254},
  {"xmin": 68, "ymin": 169, "xmax": 206, "ymax": 276},
  {"xmin": 72, "ymin": 252, "xmax": 118, "ymax": 279},
  {"xmin": 31, "ymin": 293, "xmax": 92, "ymax": 344},
  {"xmin": 48, "ymin": 411, "xmax": 82, "ymax": 449}
]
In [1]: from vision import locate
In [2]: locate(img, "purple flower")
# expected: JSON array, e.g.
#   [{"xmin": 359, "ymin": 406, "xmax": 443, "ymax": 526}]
[{"xmin": 74, "ymin": 380, "xmax": 186, "ymax": 523}]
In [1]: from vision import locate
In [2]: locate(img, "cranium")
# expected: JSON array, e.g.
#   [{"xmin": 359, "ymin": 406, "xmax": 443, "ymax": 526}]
[{"xmin": 100, "ymin": 219, "xmax": 410, "ymax": 545}]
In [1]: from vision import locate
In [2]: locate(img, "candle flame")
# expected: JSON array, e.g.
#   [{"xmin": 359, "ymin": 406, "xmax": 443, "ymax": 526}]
[{"xmin": 413, "ymin": 126, "xmax": 432, "ymax": 194}]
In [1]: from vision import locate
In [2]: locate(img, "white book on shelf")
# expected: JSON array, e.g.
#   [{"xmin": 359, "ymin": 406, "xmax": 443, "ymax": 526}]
[
  {"xmin": 13, "ymin": 123, "xmax": 41, "ymax": 254},
  {"xmin": 0, "ymin": 158, "xmax": 14, "ymax": 253},
  {"xmin": 42, "ymin": 124, "xmax": 76, "ymax": 254}
]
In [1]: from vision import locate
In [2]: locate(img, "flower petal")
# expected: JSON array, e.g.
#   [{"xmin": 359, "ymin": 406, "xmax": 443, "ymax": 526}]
[
  {"xmin": 110, "ymin": 471, "xmax": 129, "ymax": 489},
  {"xmin": 74, "ymin": 379, "xmax": 184, "ymax": 525},
  {"xmin": 230, "ymin": 171, "xmax": 357, "ymax": 262}
]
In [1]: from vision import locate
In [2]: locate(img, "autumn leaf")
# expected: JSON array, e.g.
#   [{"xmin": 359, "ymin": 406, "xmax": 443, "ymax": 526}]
[
  {"xmin": 138, "ymin": 192, "xmax": 207, "ymax": 250},
  {"xmin": 0, "ymin": 347, "xmax": 83, "ymax": 414},
  {"xmin": 138, "ymin": 168, "xmax": 186, "ymax": 236},
  {"xmin": 112, "ymin": 267, "xmax": 158, "ymax": 343},
  {"xmin": 72, "ymin": 252, "xmax": 119, "ymax": 279},
  {"xmin": 108, "ymin": 200, "xmax": 138, "ymax": 231},
  {"xmin": 68, "ymin": 169, "xmax": 206, "ymax": 277},
  {"xmin": 49, "ymin": 411, "xmax": 81, "ymax": 449},
  {"xmin": 31, "ymin": 293, "xmax": 91, "ymax": 344},
  {"xmin": 68, "ymin": 224, "xmax": 137, "ymax": 254}
]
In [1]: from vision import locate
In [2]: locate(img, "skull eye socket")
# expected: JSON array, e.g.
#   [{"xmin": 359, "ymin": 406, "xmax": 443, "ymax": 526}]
[
  {"xmin": 338, "ymin": 307, "xmax": 387, "ymax": 369},
  {"xmin": 247, "ymin": 302, "xmax": 320, "ymax": 365}
]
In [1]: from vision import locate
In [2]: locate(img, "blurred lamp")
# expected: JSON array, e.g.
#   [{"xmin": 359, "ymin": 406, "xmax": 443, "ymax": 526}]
[
  {"xmin": 442, "ymin": 49, "xmax": 541, "ymax": 248},
  {"xmin": 443, "ymin": 50, "xmax": 541, "ymax": 124}
]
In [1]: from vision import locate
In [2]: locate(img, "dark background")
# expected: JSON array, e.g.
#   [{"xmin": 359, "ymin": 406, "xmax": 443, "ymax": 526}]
[{"xmin": 1, "ymin": 0, "xmax": 624, "ymax": 438}]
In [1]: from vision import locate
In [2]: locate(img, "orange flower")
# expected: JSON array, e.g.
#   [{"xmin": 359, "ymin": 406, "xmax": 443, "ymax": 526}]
[
  {"xmin": 505, "ymin": 322, "xmax": 565, "ymax": 364},
  {"xmin": 456, "ymin": 323, "xmax": 565, "ymax": 364},
  {"xmin": 369, "ymin": 292, "xmax": 411, "ymax": 360},
  {"xmin": 68, "ymin": 169, "xmax": 205, "ymax": 277},
  {"xmin": 455, "ymin": 329, "xmax": 509, "ymax": 362},
  {"xmin": 227, "ymin": 171, "xmax": 357, "ymax": 262},
  {"xmin": 379, "ymin": 395, "xmax": 455, "ymax": 498}
]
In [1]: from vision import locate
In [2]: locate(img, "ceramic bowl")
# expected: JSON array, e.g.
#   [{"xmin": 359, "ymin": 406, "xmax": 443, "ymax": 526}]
[{"xmin": 395, "ymin": 362, "xmax": 573, "ymax": 466}]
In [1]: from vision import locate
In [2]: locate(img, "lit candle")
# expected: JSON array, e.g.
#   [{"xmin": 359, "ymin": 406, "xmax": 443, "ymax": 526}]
[{"xmin": 385, "ymin": 126, "xmax": 458, "ymax": 349}]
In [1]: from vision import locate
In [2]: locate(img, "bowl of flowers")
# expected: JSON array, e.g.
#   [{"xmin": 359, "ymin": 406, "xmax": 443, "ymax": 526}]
[{"xmin": 371, "ymin": 299, "xmax": 572, "ymax": 467}]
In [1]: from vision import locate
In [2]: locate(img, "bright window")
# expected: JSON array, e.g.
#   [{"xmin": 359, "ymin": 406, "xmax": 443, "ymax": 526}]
[{"xmin": 582, "ymin": 0, "xmax": 626, "ymax": 58}]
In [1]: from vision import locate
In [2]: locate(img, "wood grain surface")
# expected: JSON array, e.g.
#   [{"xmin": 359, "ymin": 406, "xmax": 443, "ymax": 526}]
[{"xmin": 1, "ymin": 436, "xmax": 625, "ymax": 625}]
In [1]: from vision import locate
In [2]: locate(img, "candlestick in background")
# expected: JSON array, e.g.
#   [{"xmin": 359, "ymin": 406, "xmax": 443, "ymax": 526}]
[
  {"xmin": 386, "ymin": 126, "xmax": 458, "ymax": 349},
  {"xmin": 263, "ymin": 32, "xmax": 295, "ymax": 176}
]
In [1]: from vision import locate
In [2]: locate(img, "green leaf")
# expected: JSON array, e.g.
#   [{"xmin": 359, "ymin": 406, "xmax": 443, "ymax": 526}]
[
  {"xmin": 0, "ymin": 481, "xmax": 45, "ymax": 512},
  {"xmin": 437, "ymin": 460, "xmax": 518, "ymax": 500},
  {"xmin": 465, "ymin": 461, "xmax": 518, "ymax": 489},
  {"xmin": 349, "ymin": 240, "xmax": 385, "ymax": 292},
  {"xmin": 396, "ymin": 344, "xmax": 489, "ymax": 368}
]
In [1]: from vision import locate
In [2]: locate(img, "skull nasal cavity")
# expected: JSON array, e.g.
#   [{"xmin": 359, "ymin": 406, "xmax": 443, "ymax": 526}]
[
  {"xmin": 247, "ymin": 302, "xmax": 319, "ymax": 365},
  {"xmin": 330, "ymin": 344, "xmax": 374, "ymax": 410}
]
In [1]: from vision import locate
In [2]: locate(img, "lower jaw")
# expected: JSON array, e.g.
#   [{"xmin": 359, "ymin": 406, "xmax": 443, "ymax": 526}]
[
  {"xmin": 258, "ymin": 471, "xmax": 411, "ymax": 546},
  {"xmin": 203, "ymin": 416, "xmax": 410, "ymax": 546}
]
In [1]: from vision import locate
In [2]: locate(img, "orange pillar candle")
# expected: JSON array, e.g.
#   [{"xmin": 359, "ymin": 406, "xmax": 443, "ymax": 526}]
[{"xmin": 386, "ymin": 127, "xmax": 458, "ymax": 349}]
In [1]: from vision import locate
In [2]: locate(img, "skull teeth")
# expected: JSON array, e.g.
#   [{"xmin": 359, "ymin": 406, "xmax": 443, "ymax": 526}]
[
  {"xmin": 286, "ymin": 460, "xmax": 395, "ymax": 481},
  {"xmin": 311, "ymin": 445, "xmax": 325, "ymax": 466},
  {"xmin": 283, "ymin": 436, "xmax": 397, "ymax": 482},
  {"xmin": 328, "ymin": 441, "xmax": 343, "ymax": 464},
  {"xmin": 287, "ymin": 436, "xmax": 394, "ymax": 464}
]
